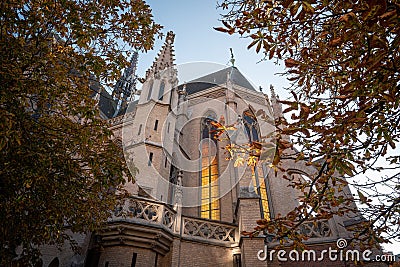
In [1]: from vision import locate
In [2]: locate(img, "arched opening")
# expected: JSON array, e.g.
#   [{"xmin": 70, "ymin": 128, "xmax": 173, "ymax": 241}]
[
  {"xmin": 200, "ymin": 112, "xmax": 220, "ymax": 220},
  {"xmin": 243, "ymin": 110, "xmax": 271, "ymax": 220},
  {"xmin": 243, "ymin": 110, "xmax": 260, "ymax": 143},
  {"xmin": 158, "ymin": 81, "xmax": 165, "ymax": 100}
]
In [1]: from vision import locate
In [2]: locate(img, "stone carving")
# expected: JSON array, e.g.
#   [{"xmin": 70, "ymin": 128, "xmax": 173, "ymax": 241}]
[
  {"xmin": 163, "ymin": 208, "xmax": 175, "ymax": 230},
  {"xmin": 263, "ymin": 219, "xmax": 332, "ymax": 244},
  {"xmin": 182, "ymin": 217, "xmax": 236, "ymax": 242},
  {"xmin": 299, "ymin": 220, "xmax": 332, "ymax": 238},
  {"xmin": 112, "ymin": 197, "xmax": 176, "ymax": 230},
  {"xmin": 126, "ymin": 198, "xmax": 160, "ymax": 222}
]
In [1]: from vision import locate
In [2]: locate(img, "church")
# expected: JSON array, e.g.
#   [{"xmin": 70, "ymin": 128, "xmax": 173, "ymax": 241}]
[{"xmin": 39, "ymin": 32, "xmax": 386, "ymax": 267}]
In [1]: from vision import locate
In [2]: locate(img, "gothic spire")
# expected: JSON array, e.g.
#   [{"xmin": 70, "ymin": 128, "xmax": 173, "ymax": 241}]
[
  {"xmin": 112, "ymin": 51, "xmax": 139, "ymax": 116},
  {"xmin": 145, "ymin": 31, "xmax": 176, "ymax": 80}
]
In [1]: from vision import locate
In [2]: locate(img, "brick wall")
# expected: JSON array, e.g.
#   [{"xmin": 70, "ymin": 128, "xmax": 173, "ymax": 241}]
[
  {"xmin": 98, "ymin": 246, "xmax": 156, "ymax": 267},
  {"xmin": 177, "ymin": 240, "xmax": 233, "ymax": 267},
  {"xmin": 240, "ymin": 238, "xmax": 266, "ymax": 267}
]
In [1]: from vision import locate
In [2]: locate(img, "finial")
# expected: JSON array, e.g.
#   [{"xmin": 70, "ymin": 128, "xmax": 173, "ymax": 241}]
[
  {"xmin": 166, "ymin": 31, "xmax": 175, "ymax": 45},
  {"xmin": 270, "ymin": 84, "xmax": 276, "ymax": 99},
  {"xmin": 229, "ymin": 48, "xmax": 235, "ymax": 67}
]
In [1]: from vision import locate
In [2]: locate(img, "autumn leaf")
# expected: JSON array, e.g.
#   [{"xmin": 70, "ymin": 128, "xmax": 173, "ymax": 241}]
[
  {"xmin": 329, "ymin": 37, "xmax": 343, "ymax": 46},
  {"xmin": 358, "ymin": 190, "xmax": 368, "ymax": 204},
  {"xmin": 214, "ymin": 27, "xmax": 229, "ymax": 33},
  {"xmin": 284, "ymin": 58, "xmax": 301, "ymax": 68},
  {"xmin": 234, "ymin": 156, "xmax": 246, "ymax": 167}
]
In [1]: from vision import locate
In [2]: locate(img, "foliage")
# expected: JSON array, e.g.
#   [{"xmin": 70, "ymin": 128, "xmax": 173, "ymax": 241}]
[
  {"xmin": 0, "ymin": 0, "xmax": 160, "ymax": 264},
  {"xmin": 217, "ymin": 0, "xmax": 399, "ymax": 249}
]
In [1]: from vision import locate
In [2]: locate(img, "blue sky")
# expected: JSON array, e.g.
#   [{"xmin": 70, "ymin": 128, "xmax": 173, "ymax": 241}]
[{"xmin": 137, "ymin": 0, "xmax": 290, "ymax": 99}]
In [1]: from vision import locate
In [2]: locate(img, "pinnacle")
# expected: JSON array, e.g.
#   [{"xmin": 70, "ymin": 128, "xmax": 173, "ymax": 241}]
[{"xmin": 145, "ymin": 31, "xmax": 176, "ymax": 80}]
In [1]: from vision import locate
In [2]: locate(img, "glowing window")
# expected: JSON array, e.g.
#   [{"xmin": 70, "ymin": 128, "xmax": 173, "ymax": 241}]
[
  {"xmin": 244, "ymin": 110, "xmax": 271, "ymax": 220},
  {"xmin": 200, "ymin": 116, "xmax": 220, "ymax": 220},
  {"xmin": 243, "ymin": 110, "xmax": 259, "ymax": 142},
  {"xmin": 251, "ymin": 166, "xmax": 271, "ymax": 220}
]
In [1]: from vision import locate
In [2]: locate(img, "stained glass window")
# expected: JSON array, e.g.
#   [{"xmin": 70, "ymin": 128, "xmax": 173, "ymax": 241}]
[
  {"xmin": 244, "ymin": 110, "xmax": 271, "ymax": 220},
  {"xmin": 200, "ymin": 116, "xmax": 220, "ymax": 220}
]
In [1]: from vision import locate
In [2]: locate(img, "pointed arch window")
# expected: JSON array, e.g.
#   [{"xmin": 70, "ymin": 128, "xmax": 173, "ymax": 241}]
[
  {"xmin": 158, "ymin": 81, "xmax": 165, "ymax": 100},
  {"xmin": 147, "ymin": 81, "xmax": 153, "ymax": 101},
  {"xmin": 243, "ymin": 110, "xmax": 259, "ymax": 142},
  {"xmin": 243, "ymin": 110, "xmax": 271, "ymax": 220},
  {"xmin": 200, "ymin": 114, "xmax": 220, "ymax": 220}
]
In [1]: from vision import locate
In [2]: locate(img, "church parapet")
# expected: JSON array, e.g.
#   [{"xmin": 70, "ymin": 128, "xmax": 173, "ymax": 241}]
[
  {"xmin": 182, "ymin": 215, "xmax": 237, "ymax": 245},
  {"xmin": 105, "ymin": 196, "xmax": 238, "ymax": 246},
  {"xmin": 263, "ymin": 218, "xmax": 335, "ymax": 247},
  {"xmin": 110, "ymin": 196, "xmax": 176, "ymax": 231},
  {"xmin": 299, "ymin": 219, "xmax": 333, "ymax": 239},
  {"xmin": 105, "ymin": 197, "xmax": 336, "ymax": 248}
]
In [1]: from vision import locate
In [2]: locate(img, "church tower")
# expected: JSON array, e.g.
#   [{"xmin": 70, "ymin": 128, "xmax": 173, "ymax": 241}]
[{"xmin": 124, "ymin": 31, "xmax": 178, "ymax": 201}]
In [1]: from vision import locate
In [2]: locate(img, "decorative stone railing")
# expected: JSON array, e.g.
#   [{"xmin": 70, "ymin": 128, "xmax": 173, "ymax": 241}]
[
  {"xmin": 109, "ymin": 197, "xmax": 237, "ymax": 245},
  {"xmin": 264, "ymin": 219, "xmax": 333, "ymax": 244},
  {"xmin": 299, "ymin": 219, "xmax": 332, "ymax": 238},
  {"xmin": 110, "ymin": 197, "xmax": 332, "ymax": 246},
  {"xmin": 182, "ymin": 216, "xmax": 236, "ymax": 243},
  {"xmin": 111, "ymin": 197, "xmax": 175, "ymax": 231}
]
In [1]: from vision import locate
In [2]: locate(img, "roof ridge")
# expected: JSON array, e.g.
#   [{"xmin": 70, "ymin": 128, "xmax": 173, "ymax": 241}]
[{"xmin": 188, "ymin": 66, "xmax": 256, "ymax": 91}]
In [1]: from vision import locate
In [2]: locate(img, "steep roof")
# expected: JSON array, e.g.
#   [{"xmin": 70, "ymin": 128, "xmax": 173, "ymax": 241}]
[
  {"xmin": 90, "ymin": 79, "xmax": 117, "ymax": 119},
  {"xmin": 182, "ymin": 66, "xmax": 256, "ymax": 95},
  {"xmin": 98, "ymin": 90, "xmax": 117, "ymax": 119}
]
